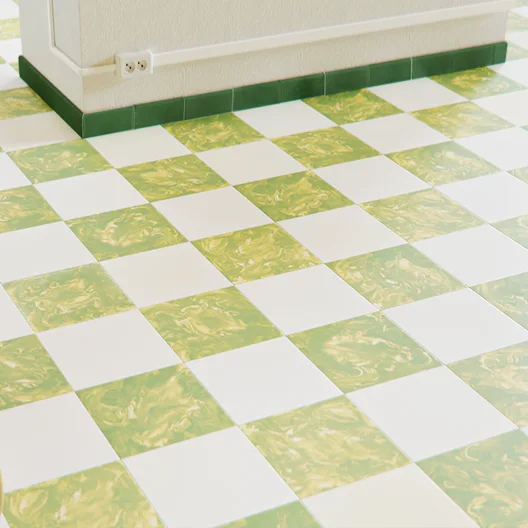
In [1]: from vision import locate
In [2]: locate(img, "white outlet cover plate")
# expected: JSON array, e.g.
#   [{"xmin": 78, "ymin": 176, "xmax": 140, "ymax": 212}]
[{"xmin": 116, "ymin": 50, "xmax": 153, "ymax": 79}]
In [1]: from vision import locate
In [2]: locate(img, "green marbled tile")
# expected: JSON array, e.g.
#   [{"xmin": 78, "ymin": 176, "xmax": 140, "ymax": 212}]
[
  {"xmin": 362, "ymin": 189, "xmax": 482, "ymax": 242},
  {"xmin": 412, "ymin": 102, "xmax": 512, "ymax": 139},
  {"xmin": 494, "ymin": 214, "xmax": 528, "ymax": 249},
  {"xmin": 9, "ymin": 140, "xmax": 112, "ymax": 184},
  {"xmin": 119, "ymin": 154, "xmax": 228, "ymax": 201},
  {"xmin": 0, "ymin": 18, "xmax": 19, "ymax": 40},
  {"xmin": 0, "ymin": 334, "xmax": 71, "ymax": 411},
  {"xmin": 5, "ymin": 263, "xmax": 134, "ymax": 332},
  {"xmin": 0, "ymin": 87, "xmax": 50, "ymax": 120},
  {"xmin": 388, "ymin": 141, "xmax": 497, "ymax": 186},
  {"xmin": 164, "ymin": 113, "xmax": 263, "ymax": 152},
  {"xmin": 508, "ymin": 11, "xmax": 528, "ymax": 32},
  {"xmin": 236, "ymin": 171, "xmax": 352, "ymax": 221},
  {"xmin": 222, "ymin": 502, "xmax": 320, "ymax": 528},
  {"xmin": 304, "ymin": 89, "xmax": 402, "ymax": 125},
  {"xmin": 419, "ymin": 430, "xmax": 528, "ymax": 528},
  {"xmin": 0, "ymin": 186, "xmax": 59, "ymax": 234},
  {"xmin": 273, "ymin": 127, "xmax": 378, "ymax": 169},
  {"xmin": 511, "ymin": 166, "xmax": 528, "ymax": 185},
  {"xmin": 193, "ymin": 224, "xmax": 320, "ymax": 284},
  {"xmin": 67, "ymin": 204, "xmax": 186, "ymax": 260},
  {"xmin": 4, "ymin": 462, "xmax": 163, "ymax": 528},
  {"xmin": 78, "ymin": 364, "xmax": 233, "ymax": 457},
  {"xmin": 141, "ymin": 287, "xmax": 281, "ymax": 361},
  {"xmin": 329, "ymin": 245, "xmax": 463, "ymax": 309},
  {"xmin": 243, "ymin": 396, "xmax": 408, "ymax": 498},
  {"xmin": 450, "ymin": 341, "xmax": 528, "ymax": 427},
  {"xmin": 290, "ymin": 312, "xmax": 439, "ymax": 393},
  {"xmin": 431, "ymin": 67, "xmax": 525, "ymax": 99},
  {"xmin": 507, "ymin": 42, "xmax": 528, "ymax": 61},
  {"xmin": 473, "ymin": 272, "xmax": 528, "ymax": 329}
]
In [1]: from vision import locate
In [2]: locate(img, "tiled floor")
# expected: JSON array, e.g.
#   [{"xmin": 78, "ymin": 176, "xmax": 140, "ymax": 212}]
[{"xmin": 1, "ymin": 1, "xmax": 528, "ymax": 527}]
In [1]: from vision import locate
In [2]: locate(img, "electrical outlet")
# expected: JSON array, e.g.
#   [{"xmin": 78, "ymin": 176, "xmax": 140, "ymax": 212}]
[{"xmin": 116, "ymin": 51, "xmax": 153, "ymax": 79}]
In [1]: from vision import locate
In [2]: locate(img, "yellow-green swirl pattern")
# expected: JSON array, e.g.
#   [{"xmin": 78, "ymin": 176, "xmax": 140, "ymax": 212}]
[
  {"xmin": 412, "ymin": 102, "xmax": 512, "ymax": 139},
  {"xmin": 0, "ymin": 334, "xmax": 71, "ymax": 411},
  {"xmin": 329, "ymin": 244, "xmax": 463, "ymax": 308},
  {"xmin": 290, "ymin": 312, "xmax": 438, "ymax": 392},
  {"xmin": 78, "ymin": 365, "xmax": 232, "ymax": 457},
  {"xmin": 473, "ymin": 272, "xmax": 528, "ymax": 329},
  {"xmin": 4, "ymin": 462, "xmax": 163, "ymax": 528},
  {"xmin": 0, "ymin": 186, "xmax": 59, "ymax": 234},
  {"xmin": 119, "ymin": 154, "xmax": 228, "ymax": 201},
  {"xmin": 0, "ymin": 18, "xmax": 19, "ymax": 40},
  {"xmin": 243, "ymin": 397, "xmax": 408, "ymax": 498},
  {"xmin": 194, "ymin": 224, "xmax": 320, "ymax": 284},
  {"xmin": 494, "ymin": 214, "xmax": 528, "ymax": 249},
  {"xmin": 142, "ymin": 287, "xmax": 281, "ymax": 361},
  {"xmin": 304, "ymin": 89, "xmax": 402, "ymax": 125},
  {"xmin": 507, "ymin": 43, "xmax": 528, "ymax": 61},
  {"xmin": 511, "ymin": 166, "xmax": 528, "ymax": 185},
  {"xmin": 9, "ymin": 140, "xmax": 112, "ymax": 184},
  {"xmin": 432, "ymin": 67, "xmax": 525, "ymax": 99},
  {"xmin": 362, "ymin": 188, "xmax": 482, "ymax": 242},
  {"xmin": 388, "ymin": 141, "xmax": 497, "ymax": 186},
  {"xmin": 236, "ymin": 171, "xmax": 352, "ymax": 221},
  {"xmin": 5, "ymin": 263, "xmax": 134, "ymax": 332},
  {"xmin": 450, "ymin": 341, "xmax": 528, "ymax": 427},
  {"xmin": 222, "ymin": 502, "xmax": 320, "ymax": 528},
  {"xmin": 0, "ymin": 87, "xmax": 50, "ymax": 120},
  {"xmin": 419, "ymin": 430, "xmax": 528, "ymax": 528},
  {"xmin": 67, "ymin": 204, "xmax": 186, "ymax": 260},
  {"xmin": 164, "ymin": 113, "xmax": 262, "ymax": 152},
  {"xmin": 273, "ymin": 127, "xmax": 378, "ymax": 169}
]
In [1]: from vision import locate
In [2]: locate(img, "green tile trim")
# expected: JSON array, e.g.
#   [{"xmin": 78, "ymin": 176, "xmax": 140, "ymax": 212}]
[
  {"xmin": 326, "ymin": 66, "xmax": 370, "ymax": 95},
  {"xmin": 135, "ymin": 97, "xmax": 184, "ymax": 128},
  {"xmin": 19, "ymin": 42, "xmax": 508, "ymax": 138},
  {"xmin": 281, "ymin": 74, "xmax": 325, "ymax": 102},
  {"xmin": 184, "ymin": 90, "xmax": 233, "ymax": 120}
]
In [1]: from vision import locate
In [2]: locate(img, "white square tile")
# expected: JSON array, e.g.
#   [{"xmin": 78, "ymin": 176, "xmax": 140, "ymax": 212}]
[
  {"xmin": 0, "ymin": 0, "xmax": 19, "ymax": 20},
  {"xmin": 0, "ymin": 152, "xmax": 30, "ymax": 190},
  {"xmin": 0, "ymin": 393, "xmax": 118, "ymax": 492},
  {"xmin": 0, "ymin": 63, "xmax": 25, "ymax": 91},
  {"xmin": 0, "ymin": 515, "xmax": 9, "ymax": 528},
  {"xmin": 0, "ymin": 222, "xmax": 95, "ymax": 283},
  {"xmin": 235, "ymin": 100, "xmax": 335, "ymax": 137},
  {"xmin": 369, "ymin": 78, "xmax": 466, "ymax": 112},
  {"xmin": 197, "ymin": 139, "xmax": 305, "ymax": 185},
  {"xmin": 35, "ymin": 169, "xmax": 147, "ymax": 220},
  {"xmin": 491, "ymin": 58, "xmax": 528, "ymax": 85},
  {"xmin": 384, "ymin": 289, "xmax": 528, "ymax": 363},
  {"xmin": 0, "ymin": 285, "xmax": 31, "ymax": 342},
  {"xmin": 348, "ymin": 367, "xmax": 516, "ymax": 461},
  {"xmin": 188, "ymin": 337, "xmax": 340, "ymax": 424},
  {"xmin": 125, "ymin": 427, "xmax": 296, "ymax": 527},
  {"xmin": 506, "ymin": 33, "xmax": 528, "ymax": 53},
  {"xmin": 154, "ymin": 186, "xmax": 271, "ymax": 240},
  {"xmin": 279, "ymin": 205, "xmax": 405, "ymax": 262},
  {"xmin": 457, "ymin": 127, "xmax": 528, "ymax": 171},
  {"xmin": 343, "ymin": 114, "xmax": 448, "ymax": 154},
  {"xmin": 316, "ymin": 155, "xmax": 429, "ymax": 204},
  {"xmin": 102, "ymin": 243, "xmax": 230, "ymax": 307},
  {"xmin": 513, "ymin": 6, "xmax": 528, "ymax": 17},
  {"xmin": 0, "ymin": 38, "xmax": 20, "ymax": 64},
  {"xmin": 39, "ymin": 310, "xmax": 180, "ymax": 390},
  {"xmin": 0, "ymin": 112, "xmax": 79, "ymax": 152},
  {"xmin": 304, "ymin": 464, "xmax": 478, "ymax": 528},
  {"xmin": 475, "ymin": 90, "xmax": 528, "ymax": 126},
  {"xmin": 87, "ymin": 126, "xmax": 190, "ymax": 168},
  {"xmin": 238, "ymin": 265, "xmax": 375, "ymax": 335},
  {"xmin": 414, "ymin": 225, "xmax": 528, "ymax": 285},
  {"xmin": 439, "ymin": 173, "xmax": 528, "ymax": 223}
]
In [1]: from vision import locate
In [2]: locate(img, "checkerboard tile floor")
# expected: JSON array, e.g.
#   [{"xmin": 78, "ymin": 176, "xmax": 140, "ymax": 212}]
[{"xmin": 1, "ymin": 1, "xmax": 528, "ymax": 526}]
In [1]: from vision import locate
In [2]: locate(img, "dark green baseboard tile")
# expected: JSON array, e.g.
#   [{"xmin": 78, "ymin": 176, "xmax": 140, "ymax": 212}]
[
  {"xmin": 19, "ymin": 41, "xmax": 508, "ymax": 138},
  {"xmin": 184, "ymin": 90, "xmax": 233, "ymax": 120},
  {"xmin": 326, "ymin": 66, "xmax": 369, "ymax": 95},
  {"xmin": 135, "ymin": 98, "xmax": 184, "ymax": 129}
]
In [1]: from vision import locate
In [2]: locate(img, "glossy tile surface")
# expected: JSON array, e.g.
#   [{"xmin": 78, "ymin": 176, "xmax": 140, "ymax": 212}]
[{"xmin": 1, "ymin": 7, "xmax": 528, "ymax": 525}]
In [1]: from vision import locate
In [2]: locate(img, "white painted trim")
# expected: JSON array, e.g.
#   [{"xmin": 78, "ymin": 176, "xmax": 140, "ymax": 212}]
[{"xmin": 52, "ymin": 0, "xmax": 514, "ymax": 77}]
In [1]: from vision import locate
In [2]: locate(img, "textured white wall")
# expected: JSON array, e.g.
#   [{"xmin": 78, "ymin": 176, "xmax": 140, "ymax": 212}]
[{"xmin": 52, "ymin": 0, "xmax": 82, "ymax": 66}]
